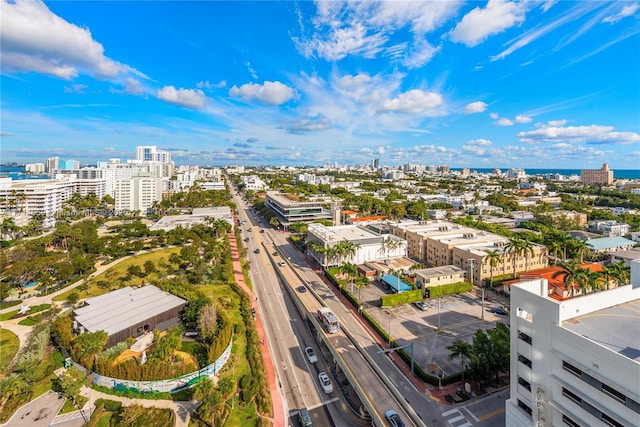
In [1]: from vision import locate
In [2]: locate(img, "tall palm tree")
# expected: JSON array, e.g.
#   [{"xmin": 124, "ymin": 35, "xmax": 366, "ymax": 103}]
[
  {"xmin": 354, "ymin": 275, "xmax": 369, "ymax": 304},
  {"xmin": 521, "ymin": 238, "xmax": 535, "ymax": 272},
  {"xmin": 339, "ymin": 262, "xmax": 358, "ymax": 294},
  {"xmin": 548, "ymin": 241, "xmax": 562, "ymax": 264},
  {"xmin": 505, "ymin": 237, "xmax": 524, "ymax": 279},
  {"xmin": 483, "ymin": 249, "xmax": 502, "ymax": 290},
  {"xmin": 447, "ymin": 339, "xmax": 474, "ymax": 386}
]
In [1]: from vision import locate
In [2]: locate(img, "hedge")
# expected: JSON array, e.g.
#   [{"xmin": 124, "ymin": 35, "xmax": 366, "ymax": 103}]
[
  {"xmin": 380, "ymin": 289, "xmax": 422, "ymax": 307},
  {"xmin": 425, "ymin": 281, "xmax": 473, "ymax": 298}
]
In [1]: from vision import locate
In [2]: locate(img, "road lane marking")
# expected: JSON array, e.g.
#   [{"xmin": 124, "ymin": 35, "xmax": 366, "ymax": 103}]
[{"xmin": 477, "ymin": 406, "xmax": 505, "ymax": 421}]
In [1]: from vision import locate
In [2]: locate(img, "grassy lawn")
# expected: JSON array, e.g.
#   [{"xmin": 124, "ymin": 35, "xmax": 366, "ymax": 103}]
[
  {"xmin": 59, "ymin": 395, "xmax": 88, "ymax": 414},
  {"xmin": 0, "ymin": 309, "xmax": 20, "ymax": 321},
  {"xmin": 0, "ymin": 328, "xmax": 19, "ymax": 374},
  {"xmin": 53, "ymin": 247, "xmax": 181, "ymax": 302},
  {"xmin": 1, "ymin": 303, "xmax": 51, "ymax": 322}
]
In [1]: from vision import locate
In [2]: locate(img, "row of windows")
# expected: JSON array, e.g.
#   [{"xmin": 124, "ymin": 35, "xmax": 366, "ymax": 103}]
[
  {"xmin": 562, "ymin": 360, "xmax": 640, "ymax": 414},
  {"xmin": 562, "ymin": 387, "xmax": 625, "ymax": 427}
]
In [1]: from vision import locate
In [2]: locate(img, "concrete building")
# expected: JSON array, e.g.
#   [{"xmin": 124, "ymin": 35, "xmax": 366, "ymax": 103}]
[
  {"xmin": 45, "ymin": 157, "xmax": 60, "ymax": 173},
  {"xmin": 25, "ymin": 163, "xmax": 45, "ymax": 174},
  {"xmin": 505, "ymin": 260, "xmax": 640, "ymax": 427},
  {"xmin": 581, "ymin": 163, "xmax": 614, "ymax": 185},
  {"xmin": 586, "ymin": 236, "xmax": 636, "ymax": 255},
  {"xmin": 73, "ymin": 285, "xmax": 187, "ymax": 348},
  {"xmin": 588, "ymin": 220, "xmax": 631, "ymax": 237},
  {"xmin": 241, "ymin": 175, "xmax": 268, "ymax": 191},
  {"xmin": 265, "ymin": 191, "xmax": 331, "ymax": 225},
  {"xmin": 114, "ymin": 172, "xmax": 163, "ymax": 214},
  {"xmin": 414, "ymin": 265, "xmax": 466, "ymax": 290},
  {"xmin": 306, "ymin": 223, "xmax": 407, "ymax": 268},
  {"xmin": 149, "ymin": 207, "xmax": 234, "ymax": 232},
  {"xmin": 388, "ymin": 220, "xmax": 548, "ymax": 286}
]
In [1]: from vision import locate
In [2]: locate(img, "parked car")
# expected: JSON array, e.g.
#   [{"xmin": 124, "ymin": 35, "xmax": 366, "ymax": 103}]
[
  {"xmin": 304, "ymin": 347, "xmax": 318, "ymax": 363},
  {"xmin": 251, "ymin": 308, "xmax": 256, "ymax": 320},
  {"xmin": 385, "ymin": 410, "xmax": 405, "ymax": 427},
  {"xmin": 489, "ymin": 307, "xmax": 508, "ymax": 315},
  {"xmin": 318, "ymin": 372, "xmax": 333, "ymax": 394},
  {"xmin": 297, "ymin": 285, "xmax": 307, "ymax": 293},
  {"xmin": 414, "ymin": 301, "xmax": 428, "ymax": 311},
  {"xmin": 259, "ymin": 229, "xmax": 265, "ymax": 233}
]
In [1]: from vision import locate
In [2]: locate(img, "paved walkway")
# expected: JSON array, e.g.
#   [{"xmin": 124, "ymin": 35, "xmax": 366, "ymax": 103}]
[{"xmin": 228, "ymin": 225, "xmax": 285, "ymax": 427}]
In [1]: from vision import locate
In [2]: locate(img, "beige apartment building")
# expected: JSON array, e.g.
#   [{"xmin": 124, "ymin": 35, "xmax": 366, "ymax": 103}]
[
  {"xmin": 388, "ymin": 220, "xmax": 548, "ymax": 286},
  {"xmin": 581, "ymin": 163, "xmax": 614, "ymax": 185}
]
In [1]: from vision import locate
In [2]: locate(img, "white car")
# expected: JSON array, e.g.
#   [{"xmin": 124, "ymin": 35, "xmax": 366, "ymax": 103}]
[
  {"xmin": 318, "ymin": 372, "xmax": 333, "ymax": 394},
  {"xmin": 278, "ymin": 260, "xmax": 286, "ymax": 267},
  {"xmin": 385, "ymin": 410, "xmax": 405, "ymax": 427},
  {"xmin": 304, "ymin": 347, "xmax": 318, "ymax": 363}
]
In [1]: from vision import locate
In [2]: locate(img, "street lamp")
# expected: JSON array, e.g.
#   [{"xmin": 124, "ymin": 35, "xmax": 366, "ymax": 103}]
[{"xmin": 388, "ymin": 309, "xmax": 392, "ymax": 347}]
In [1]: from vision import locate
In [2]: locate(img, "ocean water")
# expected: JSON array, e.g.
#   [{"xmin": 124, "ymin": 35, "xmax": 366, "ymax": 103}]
[{"xmin": 1, "ymin": 165, "xmax": 638, "ymax": 180}]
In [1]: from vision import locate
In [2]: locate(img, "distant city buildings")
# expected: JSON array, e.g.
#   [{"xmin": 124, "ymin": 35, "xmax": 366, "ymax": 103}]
[{"xmin": 581, "ymin": 163, "xmax": 614, "ymax": 185}]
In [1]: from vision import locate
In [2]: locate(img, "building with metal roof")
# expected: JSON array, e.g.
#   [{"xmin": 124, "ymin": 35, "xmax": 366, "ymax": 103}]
[{"xmin": 72, "ymin": 285, "xmax": 187, "ymax": 347}]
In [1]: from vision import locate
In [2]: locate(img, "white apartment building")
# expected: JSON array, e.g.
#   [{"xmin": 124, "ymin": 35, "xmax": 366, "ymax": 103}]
[
  {"xmin": 25, "ymin": 163, "xmax": 45, "ymax": 174},
  {"xmin": 241, "ymin": 175, "xmax": 268, "ymax": 191},
  {"xmin": 114, "ymin": 173, "xmax": 162, "ymax": 214},
  {"xmin": 306, "ymin": 223, "xmax": 407, "ymax": 268},
  {"xmin": 588, "ymin": 220, "xmax": 631, "ymax": 237},
  {"xmin": 0, "ymin": 177, "xmax": 75, "ymax": 228},
  {"xmin": 506, "ymin": 260, "xmax": 640, "ymax": 427}
]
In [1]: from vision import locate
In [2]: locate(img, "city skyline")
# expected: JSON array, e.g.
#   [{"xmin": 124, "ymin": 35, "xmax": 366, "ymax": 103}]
[{"xmin": 1, "ymin": 0, "xmax": 639, "ymax": 168}]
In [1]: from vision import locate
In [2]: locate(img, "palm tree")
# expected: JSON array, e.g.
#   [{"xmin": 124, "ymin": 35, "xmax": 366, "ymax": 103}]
[
  {"xmin": 447, "ymin": 339, "xmax": 474, "ymax": 386},
  {"xmin": 339, "ymin": 262, "xmax": 358, "ymax": 294},
  {"xmin": 483, "ymin": 249, "xmax": 502, "ymax": 290},
  {"xmin": 548, "ymin": 241, "xmax": 562, "ymax": 264},
  {"xmin": 521, "ymin": 238, "xmax": 535, "ymax": 272},
  {"xmin": 573, "ymin": 239, "xmax": 593, "ymax": 263},
  {"xmin": 607, "ymin": 260, "xmax": 630, "ymax": 287},
  {"xmin": 354, "ymin": 275, "xmax": 369, "ymax": 304},
  {"xmin": 505, "ymin": 237, "xmax": 524, "ymax": 279},
  {"xmin": 552, "ymin": 261, "xmax": 587, "ymax": 298}
]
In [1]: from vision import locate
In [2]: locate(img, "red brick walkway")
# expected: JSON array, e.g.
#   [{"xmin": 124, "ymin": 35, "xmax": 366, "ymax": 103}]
[{"xmin": 228, "ymin": 227, "xmax": 285, "ymax": 426}]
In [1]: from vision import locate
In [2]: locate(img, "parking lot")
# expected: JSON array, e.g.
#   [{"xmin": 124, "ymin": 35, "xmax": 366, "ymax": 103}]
[{"xmin": 359, "ymin": 281, "xmax": 510, "ymax": 377}]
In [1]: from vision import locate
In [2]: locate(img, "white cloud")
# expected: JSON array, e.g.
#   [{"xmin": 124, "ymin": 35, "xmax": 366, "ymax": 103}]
[
  {"xmin": 294, "ymin": 1, "xmax": 458, "ymax": 66},
  {"xmin": 515, "ymin": 115, "xmax": 532, "ymax": 123},
  {"xmin": 381, "ymin": 90, "xmax": 444, "ymax": 115},
  {"xmin": 450, "ymin": 0, "xmax": 527, "ymax": 47},
  {"xmin": 123, "ymin": 78, "xmax": 144, "ymax": 95},
  {"xmin": 497, "ymin": 117, "xmax": 514, "ymax": 126},
  {"xmin": 229, "ymin": 81, "xmax": 296, "ymax": 105},
  {"xmin": 156, "ymin": 86, "xmax": 207, "ymax": 109},
  {"xmin": 197, "ymin": 80, "xmax": 227, "ymax": 90},
  {"xmin": 518, "ymin": 124, "xmax": 640, "ymax": 145},
  {"xmin": 546, "ymin": 119, "xmax": 567, "ymax": 127},
  {"xmin": 489, "ymin": 112, "xmax": 499, "ymax": 119},
  {"xmin": 0, "ymin": 0, "xmax": 136, "ymax": 80},
  {"xmin": 283, "ymin": 115, "xmax": 331, "ymax": 134},
  {"xmin": 245, "ymin": 61, "xmax": 258, "ymax": 79},
  {"xmin": 468, "ymin": 138, "xmax": 492, "ymax": 146},
  {"xmin": 462, "ymin": 101, "xmax": 488, "ymax": 114},
  {"xmin": 64, "ymin": 84, "xmax": 88, "ymax": 94},
  {"xmin": 603, "ymin": 3, "xmax": 639, "ymax": 24},
  {"xmin": 541, "ymin": 1, "xmax": 558, "ymax": 13}
]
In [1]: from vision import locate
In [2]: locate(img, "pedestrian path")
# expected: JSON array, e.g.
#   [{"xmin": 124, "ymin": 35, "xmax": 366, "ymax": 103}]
[
  {"xmin": 441, "ymin": 408, "xmax": 473, "ymax": 427},
  {"xmin": 228, "ymin": 224, "xmax": 284, "ymax": 427}
]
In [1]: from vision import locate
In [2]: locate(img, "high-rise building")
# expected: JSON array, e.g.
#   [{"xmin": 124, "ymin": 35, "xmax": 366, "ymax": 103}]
[
  {"xmin": 505, "ymin": 260, "xmax": 640, "ymax": 427},
  {"xmin": 372, "ymin": 158, "xmax": 380, "ymax": 169},
  {"xmin": 45, "ymin": 156, "xmax": 59, "ymax": 173},
  {"xmin": 437, "ymin": 165, "xmax": 450, "ymax": 174},
  {"xmin": 581, "ymin": 163, "xmax": 614, "ymax": 185},
  {"xmin": 114, "ymin": 172, "xmax": 162, "ymax": 214}
]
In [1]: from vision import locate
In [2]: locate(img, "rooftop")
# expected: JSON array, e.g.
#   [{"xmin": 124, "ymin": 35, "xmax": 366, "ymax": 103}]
[
  {"xmin": 586, "ymin": 236, "xmax": 636, "ymax": 251},
  {"xmin": 73, "ymin": 285, "xmax": 186, "ymax": 335},
  {"xmin": 563, "ymin": 299, "xmax": 640, "ymax": 361}
]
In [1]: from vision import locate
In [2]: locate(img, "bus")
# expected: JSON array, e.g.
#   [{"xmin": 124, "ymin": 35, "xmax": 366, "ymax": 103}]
[{"xmin": 317, "ymin": 307, "xmax": 340, "ymax": 334}]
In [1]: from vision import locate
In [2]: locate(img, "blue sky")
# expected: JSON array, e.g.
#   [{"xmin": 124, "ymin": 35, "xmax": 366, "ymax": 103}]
[{"xmin": 1, "ymin": 0, "xmax": 639, "ymax": 169}]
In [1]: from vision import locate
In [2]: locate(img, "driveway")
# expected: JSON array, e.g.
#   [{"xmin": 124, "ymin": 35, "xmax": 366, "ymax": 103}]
[{"xmin": 0, "ymin": 391, "xmax": 64, "ymax": 427}]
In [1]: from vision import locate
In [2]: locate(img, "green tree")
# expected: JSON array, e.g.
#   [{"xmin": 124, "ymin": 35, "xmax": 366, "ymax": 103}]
[
  {"xmin": 66, "ymin": 292, "xmax": 80, "ymax": 306},
  {"xmin": 483, "ymin": 249, "xmax": 502, "ymax": 290},
  {"xmin": 72, "ymin": 330, "xmax": 108, "ymax": 363},
  {"xmin": 51, "ymin": 367, "xmax": 85, "ymax": 411},
  {"xmin": 552, "ymin": 260, "xmax": 587, "ymax": 298},
  {"xmin": 447, "ymin": 339, "xmax": 473, "ymax": 386}
]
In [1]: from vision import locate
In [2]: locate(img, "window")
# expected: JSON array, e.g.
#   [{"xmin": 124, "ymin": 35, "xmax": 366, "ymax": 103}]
[
  {"xmin": 602, "ymin": 413, "xmax": 624, "ymax": 427},
  {"xmin": 518, "ymin": 376, "xmax": 531, "ymax": 391},
  {"xmin": 602, "ymin": 383, "xmax": 625, "ymax": 404},
  {"xmin": 518, "ymin": 354, "xmax": 532, "ymax": 369},
  {"xmin": 562, "ymin": 360, "xmax": 582, "ymax": 377},
  {"xmin": 517, "ymin": 399, "xmax": 532, "ymax": 416},
  {"xmin": 562, "ymin": 414, "xmax": 581, "ymax": 427},
  {"xmin": 518, "ymin": 331, "xmax": 532, "ymax": 345},
  {"xmin": 562, "ymin": 387, "xmax": 582, "ymax": 405}
]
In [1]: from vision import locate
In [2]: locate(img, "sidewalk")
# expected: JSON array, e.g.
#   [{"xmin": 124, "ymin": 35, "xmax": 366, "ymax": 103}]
[{"xmin": 228, "ymin": 226, "xmax": 285, "ymax": 427}]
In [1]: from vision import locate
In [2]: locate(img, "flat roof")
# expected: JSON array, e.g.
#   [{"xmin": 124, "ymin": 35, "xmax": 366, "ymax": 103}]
[
  {"xmin": 415, "ymin": 265, "xmax": 465, "ymax": 279},
  {"xmin": 73, "ymin": 285, "xmax": 186, "ymax": 336},
  {"xmin": 562, "ymin": 299, "xmax": 640, "ymax": 361},
  {"xmin": 587, "ymin": 236, "xmax": 635, "ymax": 250}
]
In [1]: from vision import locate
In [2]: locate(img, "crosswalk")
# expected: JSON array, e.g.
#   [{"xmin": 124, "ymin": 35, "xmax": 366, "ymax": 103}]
[{"xmin": 441, "ymin": 408, "xmax": 473, "ymax": 427}]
